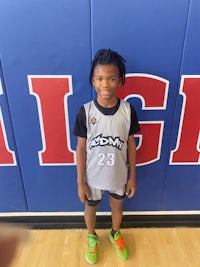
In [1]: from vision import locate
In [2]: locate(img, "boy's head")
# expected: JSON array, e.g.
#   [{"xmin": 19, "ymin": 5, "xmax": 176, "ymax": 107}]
[{"xmin": 89, "ymin": 49, "xmax": 126, "ymax": 86}]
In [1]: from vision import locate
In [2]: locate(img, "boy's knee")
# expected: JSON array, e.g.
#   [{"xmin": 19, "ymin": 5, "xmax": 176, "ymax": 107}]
[{"xmin": 109, "ymin": 196, "xmax": 123, "ymax": 210}]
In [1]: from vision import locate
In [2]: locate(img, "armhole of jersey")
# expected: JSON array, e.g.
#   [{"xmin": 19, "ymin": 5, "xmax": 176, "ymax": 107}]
[
  {"xmin": 123, "ymin": 100, "xmax": 131, "ymax": 120},
  {"xmin": 125, "ymin": 101, "xmax": 132, "ymax": 135},
  {"xmin": 84, "ymin": 101, "xmax": 92, "ymax": 129}
]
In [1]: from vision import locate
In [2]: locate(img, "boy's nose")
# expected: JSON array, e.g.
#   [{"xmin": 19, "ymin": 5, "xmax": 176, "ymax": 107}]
[{"xmin": 102, "ymin": 78, "xmax": 109, "ymax": 87}]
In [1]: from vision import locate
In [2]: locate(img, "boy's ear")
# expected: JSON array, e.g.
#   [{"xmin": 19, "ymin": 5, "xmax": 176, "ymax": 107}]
[
  {"xmin": 92, "ymin": 76, "xmax": 95, "ymax": 86},
  {"xmin": 118, "ymin": 77, "xmax": 122, "ymax": 87}
]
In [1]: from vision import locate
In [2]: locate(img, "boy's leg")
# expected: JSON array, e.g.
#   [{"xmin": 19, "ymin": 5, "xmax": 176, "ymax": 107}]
[
  {"xmin": 84, "ymin": 204, "xmax": 98, "ymax": 234},
  {"xmin": 84, "ymin": 187, "xmax": 102, "ymax": 233},
  {"xmin": 109, "ymin": 195, "xmax": 124, "ymax": 231},
  {"xmin": 109, "ymin": 195, "xmax": 129, "ymax": 260},
  {"xmin": 84, "ymin": 192, "xmax": 101, "ymax": 264},
  {"xmin": 84, "ymin": 204, "xmax": 100, "ymax": 264}
]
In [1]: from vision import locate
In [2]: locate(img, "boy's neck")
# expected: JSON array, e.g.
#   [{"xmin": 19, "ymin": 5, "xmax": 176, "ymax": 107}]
[{"xmin": 96, "ymin": 96, "xmax": 118, "ymax": 108}]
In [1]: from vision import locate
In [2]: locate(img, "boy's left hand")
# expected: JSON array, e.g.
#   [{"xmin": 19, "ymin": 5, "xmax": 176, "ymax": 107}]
[{"xmin": 126, "ymin": 178, "xmax": 136, "ymax": 198}]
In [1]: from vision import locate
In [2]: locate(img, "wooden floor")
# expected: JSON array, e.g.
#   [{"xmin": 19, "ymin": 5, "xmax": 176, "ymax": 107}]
[{"xmin": 10, "ymin": 228, "xmax": 200, "ymax": 267}]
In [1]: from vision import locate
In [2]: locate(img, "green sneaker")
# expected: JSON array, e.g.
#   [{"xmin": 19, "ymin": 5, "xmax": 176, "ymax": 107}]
[
  {"xmin": 85, "ymin": 233, "xmax": 99, "ymax": 264},
  {"xmin": 109, "ymin": 229, "xmax": 129, "ymax": 260}
]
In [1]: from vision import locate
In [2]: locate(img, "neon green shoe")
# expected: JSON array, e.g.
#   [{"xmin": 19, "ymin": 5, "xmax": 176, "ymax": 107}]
[
  {"xmin": 109, "ymin": 229, "xmax": 129, "ymax": 260},
  {"xmin": 85, "ymin": 234, "xmax": 99, "ymax": 264}
]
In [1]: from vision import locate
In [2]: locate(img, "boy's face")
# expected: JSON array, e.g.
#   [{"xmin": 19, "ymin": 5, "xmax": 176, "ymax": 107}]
[{"xmin": 92, "ymin": 64, "xmax": 122, "ymax": 104}]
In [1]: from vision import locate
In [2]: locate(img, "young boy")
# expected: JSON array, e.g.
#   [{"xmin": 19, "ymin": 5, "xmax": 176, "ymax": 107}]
[{"xmin": 73, "ymin": 48, "xmax": 140, "ymax": 264}]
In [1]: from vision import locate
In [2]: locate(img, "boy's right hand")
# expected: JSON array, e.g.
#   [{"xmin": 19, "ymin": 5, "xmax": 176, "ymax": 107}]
[{"xmin": 78, "ymin": 183, "xmax": 91, "ymax": 204}]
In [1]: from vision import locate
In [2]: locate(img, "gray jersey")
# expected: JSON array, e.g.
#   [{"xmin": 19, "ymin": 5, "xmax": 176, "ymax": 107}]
[{"xmin": 84, "ymin": 100, "xmax": 131, "ymax": 191}]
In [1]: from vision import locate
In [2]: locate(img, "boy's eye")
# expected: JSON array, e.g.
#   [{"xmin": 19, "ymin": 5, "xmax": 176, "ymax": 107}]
[{"xmin": 95, "ymin": 77, "xmax": 117, "ymax": 82}]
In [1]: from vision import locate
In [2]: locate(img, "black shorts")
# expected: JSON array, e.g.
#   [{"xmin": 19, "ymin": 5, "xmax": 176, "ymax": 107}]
[{"xmin": 87, "ymin": 186, "xmax": 126, "ymax": 207}]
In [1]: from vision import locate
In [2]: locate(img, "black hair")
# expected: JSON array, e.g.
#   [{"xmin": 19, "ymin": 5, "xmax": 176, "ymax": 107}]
[{"xmin": 89, "ymin": 48, "xmax": 126, "ymax": 85}]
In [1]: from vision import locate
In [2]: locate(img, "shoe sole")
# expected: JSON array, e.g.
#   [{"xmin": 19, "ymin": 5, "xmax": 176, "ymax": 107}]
[{"xmin": 85, "ymin": 254, "xmax": 98, "ymax": 264}]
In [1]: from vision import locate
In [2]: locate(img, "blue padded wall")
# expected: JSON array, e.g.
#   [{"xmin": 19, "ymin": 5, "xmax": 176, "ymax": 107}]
[
  {"xmin": 0, "ymin": 0, "xmax": 200, "ymax": 212},
  {"xmin": 162, "ymin": 0, "xmax": 200, "ymax": 210}
]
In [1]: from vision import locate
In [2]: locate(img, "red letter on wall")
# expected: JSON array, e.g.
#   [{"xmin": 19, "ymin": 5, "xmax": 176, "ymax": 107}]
[
  {"xmin": 118, "ymin": 74, "xmax": 169, "ymax": 166},
  {"xmin": 28, "ymin": 76, "xmax": 75, "ymax": 165},
  {"xmin": 0, "ymin": 80, "xmax": 16, "ymax": 165},
  {"xmin": 170, "ymin": 76, "xmax": 200, "ymax": 164}
]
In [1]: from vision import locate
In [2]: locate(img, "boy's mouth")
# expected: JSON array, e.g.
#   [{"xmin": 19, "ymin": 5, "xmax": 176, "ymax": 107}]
[{"xmin": 99, "ymin": 90, "xmax": 111, "ymax": 96}]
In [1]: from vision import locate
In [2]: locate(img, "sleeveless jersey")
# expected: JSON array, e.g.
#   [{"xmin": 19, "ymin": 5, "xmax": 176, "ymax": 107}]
[{"xmin": 84, "ymin": 99, "xmax": 131, "ymax": 190}]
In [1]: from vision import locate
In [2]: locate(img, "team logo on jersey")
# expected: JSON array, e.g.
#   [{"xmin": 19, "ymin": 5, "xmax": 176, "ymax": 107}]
[
  {"xmin": 89, "ymin": 134, "xmax": 124, "ymax": 150},
  {"xmin": 90, "ymin": 117, "xmax": 97, "ymax": 125}
]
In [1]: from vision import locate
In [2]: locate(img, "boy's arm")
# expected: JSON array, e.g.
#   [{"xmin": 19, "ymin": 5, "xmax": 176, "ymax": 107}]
[
  {"xmin": 126, "ymin": 135, "xmax": 137, "ymax": 198},
  {"xmin": 76, "ymin": 136, "xmax": 91, "ymax": 204}
]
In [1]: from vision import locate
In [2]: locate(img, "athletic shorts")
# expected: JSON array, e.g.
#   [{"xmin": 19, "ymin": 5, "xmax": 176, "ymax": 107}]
[{"xmin": 87, "ymin": 185, "xmax": 126, "ymax": 206}]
